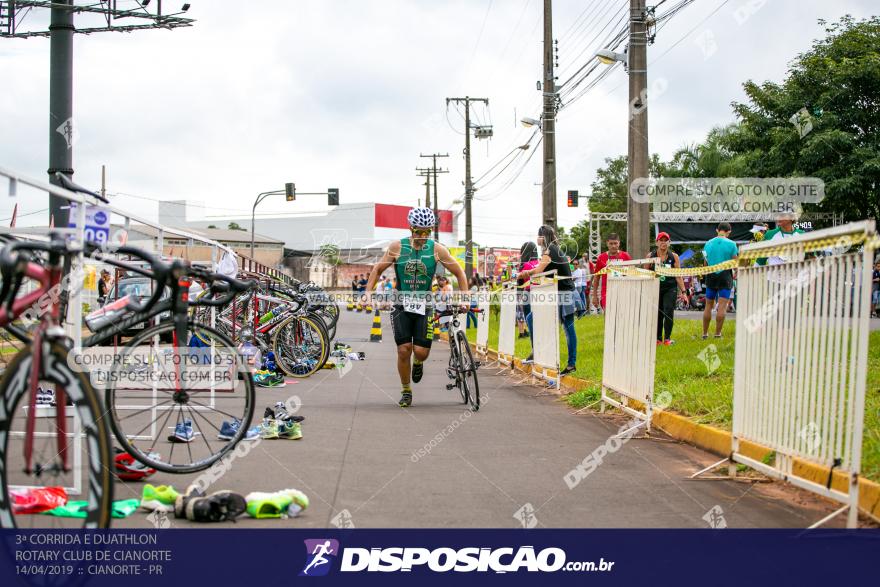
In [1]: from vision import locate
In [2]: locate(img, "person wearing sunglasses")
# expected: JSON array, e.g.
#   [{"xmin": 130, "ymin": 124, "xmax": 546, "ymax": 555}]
[{"xmin": 365, "ymin": 207, "xmax": 469, "ymax": 408}]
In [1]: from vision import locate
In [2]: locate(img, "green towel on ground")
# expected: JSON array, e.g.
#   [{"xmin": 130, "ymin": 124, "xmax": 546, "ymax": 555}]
[{"xmin": 42, "ymin": 499, "xmax": 140, "ymax": 519}]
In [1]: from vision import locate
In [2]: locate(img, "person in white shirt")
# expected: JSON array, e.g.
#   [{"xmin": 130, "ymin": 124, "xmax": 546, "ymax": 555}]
[{"xmin": 572, "ymin": 261, "xmax": 588, "ymax": 317}]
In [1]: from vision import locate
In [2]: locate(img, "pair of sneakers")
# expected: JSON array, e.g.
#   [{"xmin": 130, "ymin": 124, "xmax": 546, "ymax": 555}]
[
  {"xmin": 254, "ymin": 370, "xmax": 286, "ymax": 388},
  {"xmin": 174, "ymin": 484, "xmax": 247, "ymax": 523},
  {"xmin": 217, "ymin": 418, "xmax": 260, "ymax": 441}
]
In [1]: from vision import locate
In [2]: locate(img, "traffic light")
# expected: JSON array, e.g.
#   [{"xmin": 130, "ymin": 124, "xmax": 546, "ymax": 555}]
[
  {"xmin": 567, "ymin": 190, "xmax": 578, "ymax": 207},
  {"xmin": 285, "ymin": 182, "xmax": 296, "ymax": 201},
  {"xmin": 328, "ymin": 188, "xmax": 339, "ymax": 206}
]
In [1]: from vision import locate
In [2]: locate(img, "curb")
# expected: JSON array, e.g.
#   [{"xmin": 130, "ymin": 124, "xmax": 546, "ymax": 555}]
[{"xmin": 463, "ymin": 336, "xmax": 880, "ymax": 520}]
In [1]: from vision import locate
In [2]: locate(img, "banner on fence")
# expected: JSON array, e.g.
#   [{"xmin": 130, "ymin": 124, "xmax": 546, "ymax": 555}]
[
  {"xmin": 530, "ymin": 271, "xmax": 560, "ymax": 388},
  {"xmin": 497, "ymin": 282, "xmax": 517, "ymax": 366}
]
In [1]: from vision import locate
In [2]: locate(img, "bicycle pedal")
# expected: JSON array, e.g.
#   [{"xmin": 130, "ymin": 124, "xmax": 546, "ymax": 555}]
[
  {"xmin": 474, "ymin": 361, "xmax": 481, "ymax": 368},
  {"xmin": 445, "ymin": 384, "xmax": 455, "ymax": 390}
]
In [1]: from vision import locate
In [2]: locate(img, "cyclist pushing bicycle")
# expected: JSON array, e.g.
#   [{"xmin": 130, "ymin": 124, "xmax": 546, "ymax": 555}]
[{"xmin": 364, "ymin": 207, "xmax": 469, "ymax": 408}]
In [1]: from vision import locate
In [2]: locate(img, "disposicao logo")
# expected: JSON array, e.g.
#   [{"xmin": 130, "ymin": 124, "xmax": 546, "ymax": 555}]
[{"xmin": 300, "ymin": 539, "xmax": 340, "ymax": 577}]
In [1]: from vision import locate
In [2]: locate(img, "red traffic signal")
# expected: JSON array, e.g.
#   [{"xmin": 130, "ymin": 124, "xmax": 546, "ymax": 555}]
[{"xmin": 567, "ymin": 190, "xmax": 578, "ymax": 207}]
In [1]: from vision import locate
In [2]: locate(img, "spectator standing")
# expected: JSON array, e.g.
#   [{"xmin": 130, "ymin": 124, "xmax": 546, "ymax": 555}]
[
  {"xmin": 519, "ymin": 226, "xmax": 578, "ymax": 375},
  {"xmin": 591, "ymin": 234, "xmax": 632, "ymax": 311},
  {"xmin": 702, "ymin": 222, "xmax": 739, "ymax": 338},
  {"xmin": 647, "ymin": 232, "xmax": 687, "ymax": 345}
]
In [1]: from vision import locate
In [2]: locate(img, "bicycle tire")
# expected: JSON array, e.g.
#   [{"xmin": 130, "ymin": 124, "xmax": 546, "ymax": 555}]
[
  {"xmin": 456, "ymin": 330, "xmax": 480, "ymax": 411},
  {"xmin": 271, "ymin": 314, "xmax": 328, "ymax": 378},
  {"xmin": 448, "ymin": 335, "xmax": 468, "ymax": 404},
  {"xmin": 0, "ymin": 343, "xmax": 113, "ymax": 529},
  {"xmin": 103, "ymin": 321, "xmax": 255, "ymax": 474}
]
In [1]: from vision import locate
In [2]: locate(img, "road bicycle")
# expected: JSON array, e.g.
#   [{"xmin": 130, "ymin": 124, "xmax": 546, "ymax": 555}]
[
  {"xmin": 194, "ymin": 279, "xmax": 331, "ymax": 377},
  {"xmin": 438, "ymin": 306, "xmax": 481, "ymax": 411},
  {"xmin": 0, "ymin": 236, "xmax": 254, "ymax": 528}
]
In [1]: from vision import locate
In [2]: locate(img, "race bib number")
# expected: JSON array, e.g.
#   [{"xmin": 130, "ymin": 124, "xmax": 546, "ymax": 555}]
[{"xmin": 403, "ymin": 298, "xmax": 426, "ymax": 315}]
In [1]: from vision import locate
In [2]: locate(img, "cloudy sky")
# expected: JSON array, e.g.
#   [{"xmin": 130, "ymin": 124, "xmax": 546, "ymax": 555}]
[{"xmin": 0, "ymin": 0, "xmax": 874, "ymax": 247}]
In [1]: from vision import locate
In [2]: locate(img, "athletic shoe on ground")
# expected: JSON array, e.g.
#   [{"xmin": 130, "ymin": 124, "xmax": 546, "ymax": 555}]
[
  {"xmin": 701, "ymin": 334, "xmax": 709, "ymax": 340},
  {"xmin": 560, "ymin": 365, "xmax": 576, "ymax": 375},
  {"xmin": 254, "ymin": 371, "xmax": 286, "ymax": 388},
  {"xmin": 245, "ymin": 489, "xmax": 309, "ymax": 519},
  {"xmin": 272, "ymin": 402, "xmax": 305, "ymax": 423},
  {"xmin": 522, "ymin": 354, "xmax": 534, "ymax": 365},
  {"xmin": 398, "ymin": 391, "xmax": 412, "ymax": 408},
  {"xmin": 174, "ymin": 484, "xmax": 205, "ymax": 519},
  {"xmin": 663, "ymin": 339, "xmax": 675, "ymax": 346},
  {"xmin": 260, "ymin": 418, "xmax": 279, "ymax": 439},
  {"xmin": 411, "ymin": 362, "xmax": 424, "ymax": 383},
  {"xmin": 113, "ymin": 448, "xmax": 158, "ymax": 481},
  {"xmin": 185, "ymin": 491, "xmax": 247, "ymax": 523},
  {"xmin": 169, "ymin": 419, "xmax": 194, "ymax": 443},
  {"xmin": 218, "ymin": 418, "xmax": 242, "ymax": 440},
  {"xmin": 36, "ymin": 387, "xmax": 56, "ymax": 406},
  {"xmin": 140, "ymin": 484, "xmax": 179, "ymax": 512},
  {"xmin": 278, "ymin": 420, "xmax": 303, "ymax": 440}
]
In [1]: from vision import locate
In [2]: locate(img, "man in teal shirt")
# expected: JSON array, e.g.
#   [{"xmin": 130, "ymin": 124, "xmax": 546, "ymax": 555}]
[{"xmin": 702, "ymin": 222, "xmax": 739, "ymax": 338}]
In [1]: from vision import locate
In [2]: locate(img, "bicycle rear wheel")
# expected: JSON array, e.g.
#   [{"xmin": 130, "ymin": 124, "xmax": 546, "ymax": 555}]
[
  {"xmin": 456, "ymin": 330, "xmax": 480, "ymax": 411},
  {"xmin": 0, "ymin": 343, "xmax": 113, "ymax": 529},
  {"xmin": 103, "ymin": 321, "xmax": 255, "ymax": 474}
]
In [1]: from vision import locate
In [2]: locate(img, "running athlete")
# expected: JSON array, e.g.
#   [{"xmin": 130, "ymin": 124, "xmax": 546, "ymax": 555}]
[{"xmin": 364, "ymin": 207, "xmax": 469, "ymax": 408}]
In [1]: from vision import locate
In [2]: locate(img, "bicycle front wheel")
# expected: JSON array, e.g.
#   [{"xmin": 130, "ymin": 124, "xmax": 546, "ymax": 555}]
[
  {"xmin": 0, "ymin": 343, "xmax": 113, "ymax": 529},
  {"xmin": 448, "ymin": 337, "xmax": 468, "ymax": 405},
  {"xmin": 456, "ymin": 330, "xmax": 480, "ymax": 411},
  {"xmin": 102, "ymin": 321, "xmax": 255, "ymax": 474}
]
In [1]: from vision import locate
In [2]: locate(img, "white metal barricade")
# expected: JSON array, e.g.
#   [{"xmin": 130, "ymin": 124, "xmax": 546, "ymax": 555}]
[
  {"xmin": 497, "ymin": 281, "xmax": 517, "ymax": 367},
  {"xmin": 529, "ymin": 271, "xmax": 560, "ymax": 388},
  {"xmin": 475, "ymin": 287, "xmax": 490, "ymax": 359},
  {"xmin": 727, "ymin": 220, "xmax": 876, "ymax": 528},
  {"xmin": 600, "ymin": 259, "xmax": 659, "ymax": 433}
]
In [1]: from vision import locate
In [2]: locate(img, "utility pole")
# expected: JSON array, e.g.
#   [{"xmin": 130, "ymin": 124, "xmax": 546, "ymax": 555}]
[
  {"xmin": 100, "ymin": 164, "xmax": 107, "ymax": 200},
  {"xmin": 48, "ymin": 1, "xmax": 74, "ymax": 227},
  {"xmin": 446, "ymin": 97, "xmax": 488, "ymax": 280},
  {"xmin": 420, "ymin": 153, "xmax": 449, "ymax": 241},
  {"xmin": 627, "ymin": 0, "xmax": 650, "ymax": 258},
  {"xmin": 541, "ymin": 0, "xmax": 558, "ymax": 231},
  {"xmin": 415, "ymin": 168, "xmax": 432, "ymax": 206}
]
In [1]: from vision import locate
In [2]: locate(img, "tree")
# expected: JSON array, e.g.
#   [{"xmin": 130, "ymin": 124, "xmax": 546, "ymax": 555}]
[
  {"xmin": 207, "ymin": 224, "xmax": 217, "ymax": 229},
  {"xmin": 228, "ymin": 222, "xmax": 246, "ymax": 231},
  {"xmin": 723, "ymin": 16, "xmax": 880, "ymax": 220}
]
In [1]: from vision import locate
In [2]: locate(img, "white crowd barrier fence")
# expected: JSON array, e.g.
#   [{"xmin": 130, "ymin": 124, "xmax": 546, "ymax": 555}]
[
  {"xmin": 600, "ymin": 258, "xmax": 659, "ymax": 433},
  {"xmin": 497, "ymin": 281, "xmax": 517, "ymax": 367},
  {"xmin": 529, "ymin": 271, "xmax": 560, "ymax": 388},
  {"xmin": 476, "ymin": 287, "xmax": 490, "ymax": 358},
  {"xmin": 728, "ymin": 220, "xmax": 876, "ymax": 528}
]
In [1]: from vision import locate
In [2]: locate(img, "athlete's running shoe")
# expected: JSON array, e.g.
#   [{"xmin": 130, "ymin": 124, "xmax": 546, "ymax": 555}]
[
  {"xmin": 260, "ymin": 418, "xmax": 279, "ymax": 439},
  {"xmin": 398, "ymin": 391, "xmax": 412, "ymax": 408},
  {"xmin": 411, "ymin": 362, "xmax": 424, "ymax": 383},
  {"xmin": 560, "ymin": 365, "xmax": 576, "ymax": 375},
  {"xmin": 218, "ymin": 418, "xmax": 260, "ymax": 441},
  {"xmin": 169, "ymin": 419, "xmax": 194, "ymax": 443},
  {"xmin": 174, "ymin": 484, "xmax": 206, "ymax": 519},
  {"xmin": 255, "ymin": 371, "xmax": 286, "ymax": 388},
  {"xmin": 185, "ymin": 491, "xmax": 247, "ymax": 523},
  {"xmin": 270, "ymin": 403, "xmax": 305, "ymax": 423},
  {"xmin": 278, "ymin": 420, "xmax": 303, "ymax": 440},
  {"xmin": 663, "ymin": 339, "xmax": 675, "ymax": 346},
  {"xmin": 113, "ymin": 448, "xmax": 158, "ymax": 481},
  {"xmin": 140, "ymin": 484, "xmax": 179, "ymax": 512},
  {"xmin": 245, "ymin": 492, "xmax": 293, "ymax": 519}
]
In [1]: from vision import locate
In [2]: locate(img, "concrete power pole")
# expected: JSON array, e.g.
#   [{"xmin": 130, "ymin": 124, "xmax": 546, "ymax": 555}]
[
  {"xmin": 446, "ymin": 97, "xmax": 488, "ymax": 280},
  {"xmin": 420, "ymin": 153, "xmax": 449, "ymax": 241},
  {"xmin": 48, "ymin": 1, "xmax": 74, "ymax": 227},
  {"xmin": 627, "ymin": 0, "xmax": 650, "ymax": 258},
  {"xmin": 541, "ymin": 0, "xmax": 558, "ymax": 231},
  {"xmin": 416, "ymin": 168, "xmax": 433, "ymax": 207}
]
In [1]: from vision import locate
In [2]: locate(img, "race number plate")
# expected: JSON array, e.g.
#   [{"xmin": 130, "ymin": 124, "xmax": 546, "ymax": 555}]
[{"xmin": 403, "ymin": 298, "xmax": 427, "ymax": 315}]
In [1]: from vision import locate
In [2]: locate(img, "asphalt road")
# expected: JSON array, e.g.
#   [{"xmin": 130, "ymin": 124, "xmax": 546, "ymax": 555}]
[{"xmin": 113, "ymin": 309, "xmax": 851, "ymax": 529}]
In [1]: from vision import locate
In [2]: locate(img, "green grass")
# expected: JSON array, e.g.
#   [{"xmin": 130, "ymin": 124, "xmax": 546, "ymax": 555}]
[{"xmin": 468, "ymin": 312, "xmax": 880, "ymax": 482}]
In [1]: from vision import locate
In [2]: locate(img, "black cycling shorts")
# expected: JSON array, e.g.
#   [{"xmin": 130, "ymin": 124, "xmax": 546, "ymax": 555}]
[
  {"xmin": 704, "ymin": 269, "xmax": 734, "ymax": 291},
  {"xmin": 390, "ymin": 305, "xmax": 435, "ymax": 348}
]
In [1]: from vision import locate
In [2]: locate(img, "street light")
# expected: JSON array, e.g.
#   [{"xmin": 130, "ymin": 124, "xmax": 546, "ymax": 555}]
[
  {"xmin": 595, "ymin": 48, "xmax": 627, "ymax": 65},
  {"xmin": 251, "ymin": 186, "xmax": 292, "ymax": 258},
  {"xmin": 520, "ymin": 116, "xmax": 542, "ymax": 129}
]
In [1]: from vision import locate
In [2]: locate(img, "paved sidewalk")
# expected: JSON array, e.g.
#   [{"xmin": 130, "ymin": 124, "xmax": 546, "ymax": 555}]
[{"xmin": 114, "ymin": 309, "xmax": 848, "ymax": 528}]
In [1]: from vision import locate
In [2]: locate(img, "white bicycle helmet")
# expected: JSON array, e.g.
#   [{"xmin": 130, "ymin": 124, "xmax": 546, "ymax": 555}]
[{"xmin": 407, "ymin": 207, "xmax": 436, "ymax": 229}]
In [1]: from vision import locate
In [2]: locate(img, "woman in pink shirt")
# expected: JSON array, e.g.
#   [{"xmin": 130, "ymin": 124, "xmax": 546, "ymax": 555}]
[{"xmin": 517, "ymin": 241, "xmax": 539, "ymax": 360}]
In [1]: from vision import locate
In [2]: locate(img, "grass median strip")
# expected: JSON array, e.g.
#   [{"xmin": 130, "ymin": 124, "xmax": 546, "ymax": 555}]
[{"xmin": 467, "ymin": 312, "xmax": 880, "ymax": 483}]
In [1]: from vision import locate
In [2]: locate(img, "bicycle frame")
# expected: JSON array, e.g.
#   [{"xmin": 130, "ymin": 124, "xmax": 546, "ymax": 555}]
[{"xmin": 0, "ymin": 257, "xmax": 68, "ymax": 473}]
